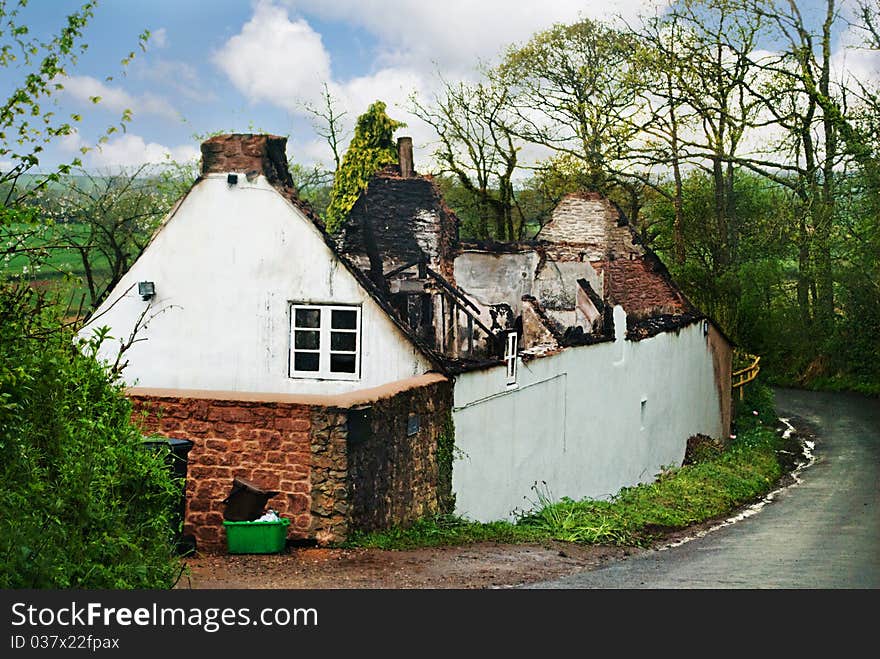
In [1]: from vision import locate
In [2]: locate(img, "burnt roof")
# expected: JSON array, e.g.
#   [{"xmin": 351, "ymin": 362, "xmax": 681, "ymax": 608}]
[
  {"xmin": 577, "ymin": 278, "xmax": 605, "ymax": 314},
  {"xmin": 269, "ymin": 179, "xmax": 450, "ymax": 374}
]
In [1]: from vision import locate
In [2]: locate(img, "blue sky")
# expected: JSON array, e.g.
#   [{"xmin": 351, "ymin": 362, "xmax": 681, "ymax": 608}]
[
  {"xmin": 2, "ymin": 0, "xmax": 653, "ymax": 173},
  {"xmin": 3, "ymin": 0, "xmax": 875, "ymax": 175}
]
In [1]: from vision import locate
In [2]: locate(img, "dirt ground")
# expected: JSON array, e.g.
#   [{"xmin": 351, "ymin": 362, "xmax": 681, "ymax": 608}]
[
  {"xmin": 176, "ymin": 420, "xmax": 812, "ymax": 590},
  {"xmin": 175, "ymin": 519, "xmax": 734, "ymax": 590}
]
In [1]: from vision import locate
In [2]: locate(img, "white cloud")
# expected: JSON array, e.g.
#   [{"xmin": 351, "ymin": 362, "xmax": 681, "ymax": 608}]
[
  {"xmin": 282, "ymin": 0, "xmax": 662, "ymax": 75},
  {"xmin": 61, "ymin": 75, "xmax": 181, "ymax": 121},
  {"xmin": 86, "ymin": 134, "xmax": 200, "ymax": 169},
  {"xmin": 214, "ymin": 0, "xmax": 669, "ymax": 173},
  {"xmin": 150, "ymin": 27, "xmax": 168, "ymax": 49},
  {"xmin": 212, "ymin": 0, "xmax": 332, "ymax": 113},
  {"xmin": 59, "ymin": 129, "xmax": 199, "ymax": 169},
  {"xmin": 58, "ymin": 129, "xmax": 87, "ymax": 155},
  {"xmin": 138, "ymin": 59, "xmax": 215, "ymax": 103},
  {"xmin": 832, "ymin": 21, "xmax": 880, "ymax": 89}
]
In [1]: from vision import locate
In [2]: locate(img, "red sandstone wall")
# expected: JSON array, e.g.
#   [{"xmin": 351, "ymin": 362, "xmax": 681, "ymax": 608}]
[{"xmin": 130, "ymin": 396, "xmax": 314, "ymax": 552}]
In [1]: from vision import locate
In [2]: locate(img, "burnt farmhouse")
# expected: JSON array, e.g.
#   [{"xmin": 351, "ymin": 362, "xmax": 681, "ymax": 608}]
[{"xmin": 82, "ymin": 134, "xmax": 732, "ymax": 549}]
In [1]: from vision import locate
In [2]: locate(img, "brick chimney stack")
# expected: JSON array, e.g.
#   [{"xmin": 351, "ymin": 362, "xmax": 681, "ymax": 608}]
[
  {"xmin": 200, "ymin": 134, "xmax": 293, "ymax": 188},
  {"xmin": 397, "ymin": 136, "xmax": 414, "ymax": 178}
]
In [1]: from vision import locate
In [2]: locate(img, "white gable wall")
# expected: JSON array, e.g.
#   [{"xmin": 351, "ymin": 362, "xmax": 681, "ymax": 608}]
[
  {"xmin": 451, "ymin": 315, "xmax": 724, "ymax": 522},
  {"xmin": 82, "ymin": 174, "xmax": 433, "ymax": 395}
]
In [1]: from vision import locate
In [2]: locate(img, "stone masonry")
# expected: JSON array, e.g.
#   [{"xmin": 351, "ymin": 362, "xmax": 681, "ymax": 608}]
[
  {"xmin": 130, "ymin": 395, "xmax": 314, "ymax": 552},
  {"xmin": 128, "ymin": 374, "xmax": 453, "ymax": 553}
]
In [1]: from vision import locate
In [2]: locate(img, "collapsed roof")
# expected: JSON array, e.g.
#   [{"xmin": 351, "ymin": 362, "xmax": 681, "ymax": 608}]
[{"xmin": 200, "ymin": 134, "xmax": 716, "ymax": 374}]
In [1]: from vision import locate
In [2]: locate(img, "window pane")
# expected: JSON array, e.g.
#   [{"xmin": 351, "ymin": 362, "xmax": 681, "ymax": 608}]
[
  {"xmin": 294, "ymin": 330, "xmax": 320, "ymax": 350},
  {"xmin": 295, "ymin": 308, "xmax": 320, "ymax": 328},
  {"xmin": 330, "ymin": 331, "xmax": 356, "ymax": 351},
  {"xmin": 330, "ymin": 353, "xmax": 356, "ymax": 373},
  {"xmin": 294, "ymin": 352, "xmax": 319, "ymax": 371},
  {"xmin": 331, "ymin": 309, "xmax": 357, "ymax": 329}
]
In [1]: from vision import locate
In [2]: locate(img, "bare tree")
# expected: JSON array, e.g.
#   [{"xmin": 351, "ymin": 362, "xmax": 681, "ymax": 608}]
[
  {"xmin": 412, "ymin": 76, "xmax": 523, "ymax": 239},
  {"xmin": 303, "ymin": 82, "xmax": 350, "ymax": 173},
  {"xmin": 36, "ymin": 165, "xmax": 178, "ymax": 309}
]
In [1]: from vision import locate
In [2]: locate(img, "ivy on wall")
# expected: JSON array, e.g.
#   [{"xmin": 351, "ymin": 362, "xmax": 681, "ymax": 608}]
[
  {"xmin": 324, "ymin": 100, "xmax": 406, "ymax": 234},
  {"xmin": 437, "ymin": 408, "xmax": 456, "ymax": 515}
]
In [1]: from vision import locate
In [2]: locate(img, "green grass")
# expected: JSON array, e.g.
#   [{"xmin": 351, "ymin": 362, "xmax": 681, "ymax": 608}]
[
  {"xmin": 766, "ymin": 372, "xmax": 880, "ymax": 397},
  {"xmin": 2, "ymin": 221, "xmax": 109, "ymax": 307},
  {"xmin": 1, "ymin": 221, "xmax": 107, "ymax": 276},
  {"xmin": 344, "ymin": 385, "xmax": 790, "ymax": 551}
]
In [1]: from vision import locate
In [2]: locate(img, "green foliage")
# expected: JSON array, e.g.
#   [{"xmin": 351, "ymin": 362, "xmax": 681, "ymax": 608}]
[
  {"xmin": 498, "ymin": 17, "xmax": 645, "ymax": 193},
  {"xmin": 289, "ymin": 162, "xmax": 332, "ymax": 218},
  {"xmin": 324, "ymin": 101, "xmax": 405, "ymax": 234},
  {"xmin": 0, "ymin": 1, "xmax": 183, "ymax": 590},
  {"xmin": 0, "ymin": 285, "xmax": 182, "ymax": 588},
  {"xmin": 0, "ymin": 1, "xmax": 149, "ymax": 202},
  {"xmin": 640, "ymin": 166, "xmax": 880, "ymax": 392},
  {"xmin": 733, "ymin": 380, "xmax": 777, "ymax": 434},
  {"xmin": 0, "ymin": 167, "xmax": 183, "ymax": 310},
  {"xmin": 436, "ymin": 409, "xmax": 456, "ymax": 514},
  {"xmin": 342, "ymin": 514, "xmax": 540, "ymax": 550}
]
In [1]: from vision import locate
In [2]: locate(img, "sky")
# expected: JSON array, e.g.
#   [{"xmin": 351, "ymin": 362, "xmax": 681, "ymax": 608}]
[
  {"xmin": 2, "ymin": 0, "xmax": 876, "ymax": 175},
  {"xmin": 0, "ymin": 0, "xmax": 668, "ymax": 173}
]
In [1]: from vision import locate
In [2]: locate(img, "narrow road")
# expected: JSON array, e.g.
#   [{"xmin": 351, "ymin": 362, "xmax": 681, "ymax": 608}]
[{"xmin": 526, "ymin": 388, "xmax": 880, "ymax": 589}]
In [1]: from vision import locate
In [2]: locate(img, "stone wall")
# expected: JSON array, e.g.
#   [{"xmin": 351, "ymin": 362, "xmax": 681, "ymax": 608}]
[
  {"xmin": 128, "ymin": 374, "xmax": 453, "ymax": 552},
  {"xmin": 537, "ymin": 193, "xmax": 635, "ymax": 260},
  {"xmin": 200, "ymin": 133, "xmax": 293, "ymax": 188},
  {"xmin": 130, "ymin": 395, "xmax": 314, "ymax": 552},
  {"xmin": 346, "ymin": 378, "xmax": 454, "ymax": 532}
]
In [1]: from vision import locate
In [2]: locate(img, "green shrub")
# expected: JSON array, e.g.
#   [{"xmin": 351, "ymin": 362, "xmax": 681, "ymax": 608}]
[
  {"xmin": 734, "ymin": 380, "xmax": 777, "ymax": 433},
  {"xmin": 0, "ymin": 284, "xmax": 181, "ymax": 588}
]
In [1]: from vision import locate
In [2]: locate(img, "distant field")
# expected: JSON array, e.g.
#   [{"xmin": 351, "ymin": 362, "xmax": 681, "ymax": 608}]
[{"xmin": 1, "ymin": 221, "xmax": 110, "ymax": 304}]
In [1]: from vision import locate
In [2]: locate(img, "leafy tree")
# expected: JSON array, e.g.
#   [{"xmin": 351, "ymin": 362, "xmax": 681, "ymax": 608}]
[
  {"xmin": 324, "ymin": 100, "xmax": 405, "ymax": 234},
  {"xmin": 497, "ymin": 18, "xmax": 647, "ymax": 196},
  {"xmin": 0, "ymin": 286, "xmax": 182, "ymax": 588},
  {"xmin": 289, "ymin": 161, "xmax": 333, "ymax": 217}
]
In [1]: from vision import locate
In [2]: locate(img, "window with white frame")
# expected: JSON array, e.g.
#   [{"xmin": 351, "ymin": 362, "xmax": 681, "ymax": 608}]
[
  {"xmin": 289, "ymin": 304, "xmax": 362, "ymax": 380},
  {"xmin": 505, "ymin": 331, "xmax": 518, "ymax": 385}
]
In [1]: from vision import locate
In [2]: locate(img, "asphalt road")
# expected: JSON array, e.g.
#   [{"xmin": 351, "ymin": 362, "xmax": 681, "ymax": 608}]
[{"xmin": 525, "ymin": 387, "xmax": 880, "ymax": 589}]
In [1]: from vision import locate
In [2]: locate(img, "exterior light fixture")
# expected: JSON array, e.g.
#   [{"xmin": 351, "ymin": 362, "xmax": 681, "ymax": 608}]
[
  {"xmin": 227, "ymin": 173, "xmax": 238, "ymax": 185},
  {"xmin": 702, "ymin": 319, "xmax": 710, "ymax": 336},
  {"xmin": 138, "ymin": 281, "xmax": 155, "ymax": 301}
]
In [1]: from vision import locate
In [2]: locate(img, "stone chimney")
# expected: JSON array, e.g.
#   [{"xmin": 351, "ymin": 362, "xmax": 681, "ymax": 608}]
[
  {"xmin": 200, "ymin": 133, "xmax": 293, "ymax": 188},
  {"xmin": 397, "ymin": 136, "xmax": 414, "ymax": 178}
]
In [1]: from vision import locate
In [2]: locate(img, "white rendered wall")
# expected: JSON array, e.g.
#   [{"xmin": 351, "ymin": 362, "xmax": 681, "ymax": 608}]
[
  {"xmin": 81, "ymin": 174, "xmax": 433, "ymax": 395},
  {"xmin": 451, "ymin": 314, "xmax": 724, "ymax": 522}
]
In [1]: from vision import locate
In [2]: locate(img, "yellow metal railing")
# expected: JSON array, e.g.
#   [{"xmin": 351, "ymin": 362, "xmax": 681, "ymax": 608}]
[{"xmin": 732, "ymin": 353, "xmax": 761, "ymax": 400}]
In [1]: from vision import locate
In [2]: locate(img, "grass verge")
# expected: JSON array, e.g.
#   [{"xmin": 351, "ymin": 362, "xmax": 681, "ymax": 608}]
[{"xmin": 342, "ymin": 383, "xmax": 793, "ymax": 551}]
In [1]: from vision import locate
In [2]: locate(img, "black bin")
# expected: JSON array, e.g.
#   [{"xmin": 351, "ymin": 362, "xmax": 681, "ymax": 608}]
[
  {"xmin": 141, "ymin": 437, "xmax": 196, "ymax": 555},
  {"xmin": 222, "ymin": 477, "xmax": 280, "ymax": 521}
]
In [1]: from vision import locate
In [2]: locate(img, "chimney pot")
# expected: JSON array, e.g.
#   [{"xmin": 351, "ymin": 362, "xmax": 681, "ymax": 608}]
[{"xmin": 397, "ymin": 136, "xmax": 414, "ymax": 178}]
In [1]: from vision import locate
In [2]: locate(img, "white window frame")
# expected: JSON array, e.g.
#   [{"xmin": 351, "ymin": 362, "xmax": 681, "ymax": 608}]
[
  {"xmin": 505, "ymin": 331, "xmax": 518, "ymax": 386},
  {"xmin": 289, "ymin": 303, "xmax": 362, "ymax": 381}
]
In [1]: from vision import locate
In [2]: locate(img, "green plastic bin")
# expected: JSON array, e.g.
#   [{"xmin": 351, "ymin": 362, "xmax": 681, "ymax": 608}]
[{"xmin": 223, "ymin": 518, "xmax": 290, "ymax": 554}]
